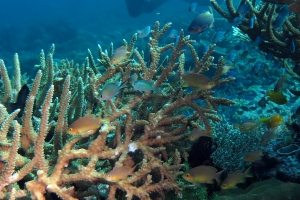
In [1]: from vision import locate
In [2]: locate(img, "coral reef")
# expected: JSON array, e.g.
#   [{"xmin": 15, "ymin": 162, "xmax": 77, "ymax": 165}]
[
  {"xmin": 0, "ymin": 22, "xmax": 235, "ymax": 199},
  {"xmin": 211, "ymin": 122, "xmax": 261, "ymax": 173},
  {"xmin": 263, "ymin": 139, "xmax": 300, "ymax": 182},
  {"xmin": 210, "ymin": 0, "xmax": 300, "ymax": 79},
  {"xmin": 218, "ymin": 179, "xmax": 300, "ymax": 200}
]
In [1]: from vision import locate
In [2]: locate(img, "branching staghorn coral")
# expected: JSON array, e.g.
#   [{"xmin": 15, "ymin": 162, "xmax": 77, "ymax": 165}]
[
  {"xmin": 211, "ymin": 0, "xmax": 300, "ymax": 78},
  {"xmin": 0, "ymin": 21, "xmax": 235, "ymax": 199}
]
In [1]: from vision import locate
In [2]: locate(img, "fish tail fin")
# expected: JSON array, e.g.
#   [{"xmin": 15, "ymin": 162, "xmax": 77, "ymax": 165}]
[
  {"xmin": 215, "ymin": 170, "xmax": 223, "ymax": 184},
  {"xmin": 129, "ymin": 164, "xmax": 137, "ymax": 175},
  {"xmin": 153, "ymin": 86, "xmax": 161, "ymax": 94},
  {"xmin": 259, "ymin": 117, "xmax": 269, "ymax": 123},
  {"xmin": 244, "ymin": 167, "xmax": 253, "ymax": 178},
  {"xmin": 206, "ymin": 129, "xmax": 213, "ymax": 138},
  {"xmin": 120, "ymin": 80, "xmax": 128, "ymax": 89}
]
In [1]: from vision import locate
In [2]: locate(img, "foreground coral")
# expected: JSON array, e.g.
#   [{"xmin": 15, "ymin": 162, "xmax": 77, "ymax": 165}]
[{"xmin": 0, "ymin": 22, "xmax": 234, "ymax": 199}]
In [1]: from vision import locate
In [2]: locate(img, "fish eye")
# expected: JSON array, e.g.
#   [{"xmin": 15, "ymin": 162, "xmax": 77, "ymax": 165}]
[
  {"xmin": 69, "ymin": 128, "xmax": 73, "ymax": 131},
  {"xmin": 186, "ymin": 174, "xmax": 190, "ymax": 177}
]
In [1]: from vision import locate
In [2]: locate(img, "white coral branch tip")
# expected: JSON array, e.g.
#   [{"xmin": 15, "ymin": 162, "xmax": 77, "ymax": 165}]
[{"xmin": 128, "ymin": 142, "xmax": 137, "ymax": 152}]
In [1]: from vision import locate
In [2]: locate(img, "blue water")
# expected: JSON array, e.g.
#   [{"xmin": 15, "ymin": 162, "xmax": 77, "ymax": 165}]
[{"xmin": 0, "ymin": 0, "xmax": 191, "ymax": 71}]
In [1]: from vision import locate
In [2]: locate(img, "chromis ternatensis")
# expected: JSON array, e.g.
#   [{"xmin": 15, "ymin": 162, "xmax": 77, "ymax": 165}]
[
  {"xmin": 97, "ymin": 82, "xmax": 126, "ymax": 100},
  {"xmin": 132, "ymin": 80, "xmax": 157, "ymax": 93},
  {"xmin": 106, "ymin": 165, "xmax": 136, "ymax": 182}
]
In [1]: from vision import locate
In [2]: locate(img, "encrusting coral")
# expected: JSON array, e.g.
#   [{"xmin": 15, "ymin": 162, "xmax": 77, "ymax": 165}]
[{"xmin": 0, "ymin": 21, "xmax": 234, "ymax": 200}]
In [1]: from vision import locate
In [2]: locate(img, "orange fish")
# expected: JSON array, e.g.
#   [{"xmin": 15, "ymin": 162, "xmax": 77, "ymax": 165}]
[
  {"xmin": 106, "ymin": 165, "xmax": 136, "ymax": 182},
  {"xmin": 182, "ymin": 165, "xmax": 222, "ymax": 185},
  {"xmin": 188, "ymin": 128, "xmax": 212, "ymax": 141},
  {"xmin": 110, "ymin": 46, "xmax": 129, "ymax": 64},
  {"xmin": 221, "ymin": 167, "xmax": 252, "ymax": 189},
  {"xmin": 68, "ymin": 115, "xmax": 108, "ymax": 134},
  {"xmin": 243, "ymin": 150, "xmax": 263, "ymax": 162}
]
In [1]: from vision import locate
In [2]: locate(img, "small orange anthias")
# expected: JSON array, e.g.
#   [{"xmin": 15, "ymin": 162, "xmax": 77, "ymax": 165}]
[
  {"xmin": 221, "ymin": 167, "xmax": 252, "ymax": 189},
  {"xmin": 243, "ymin": 150, "xmax": 263, "ymax": 162},
  {"xmin": 67, "ymin": 114, "xmax": 108, "ymax": 135},
  {"xmin": 188, "ymin": 128, "xmax": 212, "ymax": 141},
  {"xmin": 106, "ymin": 165, "xmax": 136, "ymax": 182},
  {"xmin": 182, "ymin": 165, "xmax": 223, "ymax": 185}
]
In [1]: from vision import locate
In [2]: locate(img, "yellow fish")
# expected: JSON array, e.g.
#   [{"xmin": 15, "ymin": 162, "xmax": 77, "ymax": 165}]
[
  {"xmin": 68, "ymin": 115, "xmax": 108, "ymax": 135},
  {"xmin": 243, "ymin": 150, "xmax": 263, "ymax": 162},
  {"xmin": 259, "ymin": 114, "xmax": 283, "ymax": 129},
  {"xmin": 182, "ymin": 73, "xmax": 215, "ymax": 90},
  {"xmin": 106, "ymin": 165, "xmax": 136, "ymax": 182},
  {"xmin": 182, "ymin": 165, "xmax": 222, "ymax": 185},
  {"xmin": 110, "ymin": 46, "xmax": 130, "ymax": 64},
  {"xmin": 266, "ymin": 90, "xmax": 287, "ymax": 105},
  {"xmin": 221, "ymin": 167, "xmax": 252, "ymax": 189}
]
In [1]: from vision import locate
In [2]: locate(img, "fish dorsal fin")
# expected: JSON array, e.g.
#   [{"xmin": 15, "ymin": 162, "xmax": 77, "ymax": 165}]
[
  {"xmin": 209, "ymin": 6, "xmax": 213, "ymax": 14},
  {"xmin": 121, "ymin": 164, "xmax": 137, "ymax": 175},
  {"xmin": 87, "ymin": 114, "xmax": 96, "ymax": 117},
  {"xmin": 207, "ymin": 166, "xmax": 218, "ymax": 171}
]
